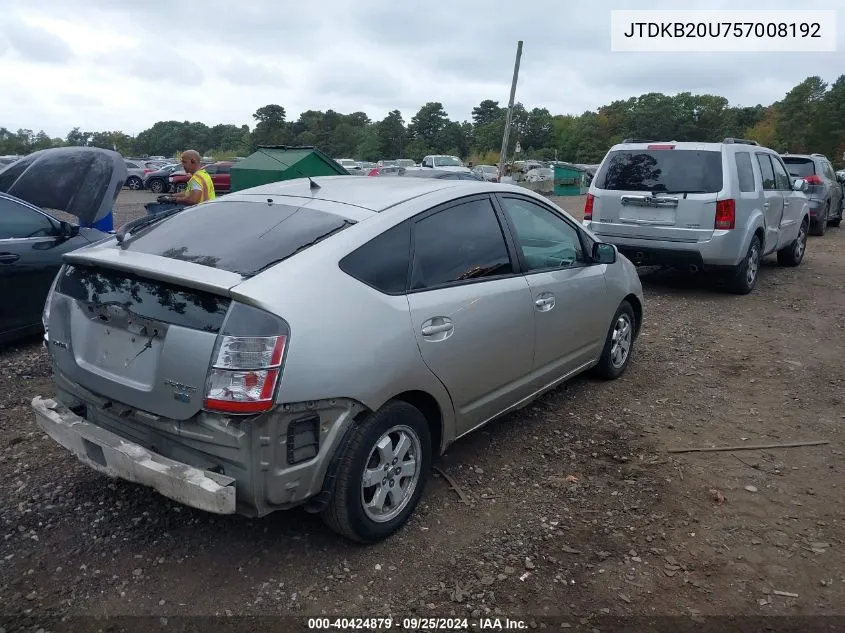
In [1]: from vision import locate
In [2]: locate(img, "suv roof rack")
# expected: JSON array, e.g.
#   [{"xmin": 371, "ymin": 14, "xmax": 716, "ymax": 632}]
[{"xmin": 723, "ymin": 137, "xmax": 759, "ymax": 146}]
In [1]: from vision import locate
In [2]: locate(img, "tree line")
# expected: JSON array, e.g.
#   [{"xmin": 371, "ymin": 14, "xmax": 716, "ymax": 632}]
[{"xmin": 1, "ymin": 75, "xmax": 842, "ymax": 167}]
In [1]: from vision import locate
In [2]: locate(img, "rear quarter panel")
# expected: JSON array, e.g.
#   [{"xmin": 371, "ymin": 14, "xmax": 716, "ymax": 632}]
[{"xmin": 231, "ymin": 202, "xmax": 461, "ymax": 447}]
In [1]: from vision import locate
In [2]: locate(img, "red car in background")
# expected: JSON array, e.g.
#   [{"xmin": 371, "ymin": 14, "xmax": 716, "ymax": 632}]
[
  {"xmin": 169, "ymin": 161, "xmax": 232, "ymax": 194},
  {"xmin": 367, "ymin": 165, "xmax": 406, "ymax": 177}
]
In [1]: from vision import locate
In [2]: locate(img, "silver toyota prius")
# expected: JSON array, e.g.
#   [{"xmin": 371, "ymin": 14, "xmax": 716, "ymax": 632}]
[{"xmin": 32, "ymin": 175, "xmax": 644, "ymax": 542}]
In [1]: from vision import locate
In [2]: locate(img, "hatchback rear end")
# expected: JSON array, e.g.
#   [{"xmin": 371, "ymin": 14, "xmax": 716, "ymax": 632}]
[{"xmin": 583, "ymin": 142, "xmax": 745, "ymax": 270}]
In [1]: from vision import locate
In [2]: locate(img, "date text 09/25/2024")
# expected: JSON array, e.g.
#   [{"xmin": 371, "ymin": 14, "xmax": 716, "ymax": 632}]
[{"xmin": 307, "ymin": 617, "xmax": 528, "ymax": 630}]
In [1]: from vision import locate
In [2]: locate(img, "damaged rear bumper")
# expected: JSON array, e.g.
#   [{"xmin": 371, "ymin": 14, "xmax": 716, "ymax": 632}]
[{"xmin": 31, "ymin": 396, "xmax": 236, "ymax": 514}]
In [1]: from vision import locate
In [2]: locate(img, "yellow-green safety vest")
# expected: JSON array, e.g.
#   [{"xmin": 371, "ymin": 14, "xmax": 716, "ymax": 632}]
[{"xmin": 188, "ymin": 168, "xmax": 216, "ymax": 202}]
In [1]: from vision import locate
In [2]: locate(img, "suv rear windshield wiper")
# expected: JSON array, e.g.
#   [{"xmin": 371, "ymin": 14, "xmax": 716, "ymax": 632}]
[{"xmin": 116, "ymin": 208, "xmax": 183, "ymax": 247}]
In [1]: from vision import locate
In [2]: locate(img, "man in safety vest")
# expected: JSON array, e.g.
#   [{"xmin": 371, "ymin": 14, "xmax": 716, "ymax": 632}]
[{"xmin": 166, "ymin": 149, "xmax": 215, "ymax": 205}]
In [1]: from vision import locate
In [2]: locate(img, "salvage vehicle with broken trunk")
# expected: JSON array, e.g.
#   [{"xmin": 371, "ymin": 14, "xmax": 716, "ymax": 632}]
[{"xmin": 32, "ymin": 173, "xmax": 644, "ymax": 542}]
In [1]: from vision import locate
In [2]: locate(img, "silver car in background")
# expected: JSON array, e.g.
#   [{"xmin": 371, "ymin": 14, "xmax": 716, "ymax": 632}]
[
  {"xmin": 583, "ymin": 138, "xmax": 811, "ymax": 294},
  {"xmin": 33, "ymin": 176, "xmax": 644, "ymax": 542}
]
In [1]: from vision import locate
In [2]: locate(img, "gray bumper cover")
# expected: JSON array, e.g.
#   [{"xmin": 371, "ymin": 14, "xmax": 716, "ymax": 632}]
[{"xmin": 31, "ymin": 396, "xmax": 236, "ymax": 514}]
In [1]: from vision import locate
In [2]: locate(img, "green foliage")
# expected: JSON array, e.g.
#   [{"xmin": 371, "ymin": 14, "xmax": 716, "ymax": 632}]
[{"xmin": 3, "ymin": 76, "xmax": 844, "ymax": 167}]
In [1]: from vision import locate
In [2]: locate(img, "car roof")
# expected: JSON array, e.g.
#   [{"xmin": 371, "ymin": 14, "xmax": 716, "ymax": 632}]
[{"xmin": 223, "ymin": 174, "xmax": 495, "ymax": 213}]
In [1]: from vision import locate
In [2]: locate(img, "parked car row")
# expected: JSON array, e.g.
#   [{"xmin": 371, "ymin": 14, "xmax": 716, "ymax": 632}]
[{"xmin": 582, "ymin": 138, "xmax": 844, "ymax": 294}]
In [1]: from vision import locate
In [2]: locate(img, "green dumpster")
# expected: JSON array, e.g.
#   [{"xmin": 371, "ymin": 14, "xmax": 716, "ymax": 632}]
[
  {"xmin": 553, "ymin": 164, "xmax": 588, "ymax": 196},
  {"xmin": 229, "ymin": 146, "xmax": 348, "ymax": 193}
]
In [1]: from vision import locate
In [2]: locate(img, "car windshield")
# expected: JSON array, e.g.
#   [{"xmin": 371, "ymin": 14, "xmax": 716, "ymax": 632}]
[
  {"xmin": 433, "ymin": 156, "xmax": 461, "ymax": 167},
  {"xmin": 782, "ymin": 158, "xmax": 816, "ymax": 178},
  {"xmin": 594, "ymin": 149, "xmax": 723, "ymax": 193}
]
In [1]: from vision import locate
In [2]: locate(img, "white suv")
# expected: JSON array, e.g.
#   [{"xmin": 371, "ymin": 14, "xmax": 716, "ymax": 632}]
[{"xmin": 583, "ymin": 138, "xmax": 812, "ymax": 294}]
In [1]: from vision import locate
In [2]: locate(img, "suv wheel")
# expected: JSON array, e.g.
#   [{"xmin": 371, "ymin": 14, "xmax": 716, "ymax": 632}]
[
  {"xmin": 321, "ymin": 401, "xmax": 431, "ymax": 543},
  {"xmin": 148, "ymin": 179, "xmax": 165, "ymax": 194},
  {"xmin": 592, "ymin": 301, "xmax": 636, "ymax": 379},
  {"xmin": 777, "ymin": 218, "xmax": 808, "ymax": 267},
  {"xmin": 811, "ymin": 204, "xmax": 828, "ymax": 236},
  {"xmin": 729, "ymin": 235, "xmax": 761, "ymax": 295},
  {"xmin": 126, "ymin": 176, "xmax": 142, "ymax": 190}
]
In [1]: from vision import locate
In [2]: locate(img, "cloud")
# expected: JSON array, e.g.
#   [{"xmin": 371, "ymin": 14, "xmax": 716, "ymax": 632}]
[
  {"xmin": 0, "ymin": 0, "xmax": 842, "ymax": 136},
  {"xmin": 216, "ymin": 60, "xmax": 288, "ymax": 87},
  {"xmin": 0, "ymin": 20, "xmax": 74, "ymax": 63}
]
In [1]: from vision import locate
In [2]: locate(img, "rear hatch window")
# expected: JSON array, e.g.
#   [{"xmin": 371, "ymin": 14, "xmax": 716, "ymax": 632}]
[
  {"xmin": 782, "ymin": 157, "xmax": 816, "ymax": 178},
  {"xmin": 120, "ymin": 200, "xmax": 354, "ymax": 277},
  {"xmin": 594, "ymin": 149, "xmax": 723, "ymax": 193}
]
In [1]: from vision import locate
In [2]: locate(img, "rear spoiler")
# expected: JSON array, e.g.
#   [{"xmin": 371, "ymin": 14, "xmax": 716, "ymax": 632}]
[{"xmin": 62, "ymin": 246, "xmax": 243, "ymax": 297}]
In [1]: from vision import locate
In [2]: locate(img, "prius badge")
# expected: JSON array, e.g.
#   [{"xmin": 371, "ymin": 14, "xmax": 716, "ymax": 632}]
[{"xmin": 164, "ymin": 379, "xmax": 197, "ymax": 403}]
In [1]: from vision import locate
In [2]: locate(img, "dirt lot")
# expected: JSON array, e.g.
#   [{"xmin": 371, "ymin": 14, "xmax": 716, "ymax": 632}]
[{"xmin": 2, "ymin": 188, "xmax": 844, "ymax": 631}]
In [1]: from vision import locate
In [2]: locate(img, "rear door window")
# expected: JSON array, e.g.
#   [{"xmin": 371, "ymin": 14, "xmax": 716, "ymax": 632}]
[
  {"xmin": 782, "ymin": 157, "xmax": 815, "ymax": 179},
  {"xmin": 121, "ymin": 201, "xmax": 354, "ymax": 276},
  {"xmin": 735, "ymin": 152, "xmax": 756, "ymax": 192},
  {"xmin": 410, "ymin": 197, "xmax": 513, "ymax": 290},
  {"xmin": 594, "ymin": 149, "xmax": 723, "ymax": 193},
  {"xmin": 755, "ymin": 154, "xmax": 776, "ymax": 191}
]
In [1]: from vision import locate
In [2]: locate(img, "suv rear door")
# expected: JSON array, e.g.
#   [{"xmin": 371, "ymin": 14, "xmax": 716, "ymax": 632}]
[
  {"xmin": 590, "ymin": 145, "xmax": 724, "ymax": 243},
  {"xmin": 754, "ymin": 152, "xmax": 785, "ymax": 251}
]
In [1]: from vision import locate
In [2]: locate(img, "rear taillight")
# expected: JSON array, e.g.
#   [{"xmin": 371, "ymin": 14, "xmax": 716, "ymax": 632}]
[
  {"xmin": 804, "ymin": 174, "xmax": 823, "ymax": 185},
  {"xmin": 205, "ymin": 336, "xmax": 286, "ymax": 413},
  {"xmin": 204, "ymin": 303, "xmax": 291, "ymax": 415},
  {"xmin": 648, "ymin": 144, "xmax": 675, "ymax": 150},
  {"xmin": 584, "ymin": 193, "xmax": 594, "ymax": 221},
  {"xmin": 715, "ymin": 199, "xmax": 736, "ymax": 230}
]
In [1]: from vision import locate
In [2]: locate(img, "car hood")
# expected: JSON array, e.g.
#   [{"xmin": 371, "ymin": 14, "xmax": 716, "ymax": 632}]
[{"xmin": 0, "ymin": 146, "xmax": 127, "ymax": 225}]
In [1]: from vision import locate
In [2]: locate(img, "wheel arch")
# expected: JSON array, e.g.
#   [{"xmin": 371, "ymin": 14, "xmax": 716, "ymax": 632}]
[{"xmin": 623, "ymin": 293, "xmax": 643, "ymax": 338}]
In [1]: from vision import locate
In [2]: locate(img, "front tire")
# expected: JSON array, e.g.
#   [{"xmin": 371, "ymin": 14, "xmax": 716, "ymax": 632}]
[
  {"xmin": 729, "ymin": 235, "xmax": 761, "ymax": 294},
  {"xmin": 593, "ymin": 301, "xmax": 636, "ymax": 380},
  {"xmin": 321, "ymin": 401, "xmax": 431, "ymax": 543},
  {"xmin": 777, "ymin": 218, "xmax": 808, "ymax": 267}
]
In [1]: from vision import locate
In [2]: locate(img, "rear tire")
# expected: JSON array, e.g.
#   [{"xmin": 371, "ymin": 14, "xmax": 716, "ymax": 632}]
[
  {"xmin": 321, "ymin": 401, "xmax": 431, "ymax": 543},
  {"xmin": 126, "ymin": 176, "xmax": 142, "ymax": 190},
  {"xmin": 777, "ymin": 218, "xmax": 808, "ymax": 267},
  {"xmin": 148, "ymin": 179, "xmax": 165, "ymax": 194},
  {"xmin": 729, "ymin": 235, "xmax": 761, "ymax": 295},
  {"xmin": 175, "ymin": 183, "xmax": 187, "ymax": 193},
  {"xmin": 810, "ymin": 205, "xmax": 828, "ymax": 236},
  {"xmin": 592, "ymin": 301, "xmax": 636, "ymax": 380}
]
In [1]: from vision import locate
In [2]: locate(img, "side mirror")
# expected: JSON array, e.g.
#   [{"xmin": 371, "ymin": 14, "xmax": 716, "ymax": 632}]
[
  {"xmin": 59, "ymin": 221, "xmax": 80, "ymax": 238},
  {"xmin": 592, "ymin": 242, "xmax": 617, "ymax": 264},
  {"xmin": 792, "ymin": 178, "xmax": 808, "ymax": 192}
]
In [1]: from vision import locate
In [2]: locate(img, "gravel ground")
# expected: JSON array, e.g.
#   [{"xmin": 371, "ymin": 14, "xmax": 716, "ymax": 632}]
[{"xmin": 2, "ymin": 189, "xmax": 844, "ymax": 631}]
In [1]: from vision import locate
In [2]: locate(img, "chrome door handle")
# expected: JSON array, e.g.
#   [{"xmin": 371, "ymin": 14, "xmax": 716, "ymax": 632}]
[
  {"xmin": 0, "ymin": 253, "xmax": 20, "ymax": 264},
  {"xmin": 535, "ymin": 297, "xmax": 554, "ymax": 307},
  {"xmin": 763, "ymin": 202, "xmax": 769, "ymax": 208},
  {"xmin": 783, "ymin": 200, "xmax": 790, "ymax": 206},
  {"xmin": 421, "ymin": 323, "xmax": 453, "ymax": 336}
]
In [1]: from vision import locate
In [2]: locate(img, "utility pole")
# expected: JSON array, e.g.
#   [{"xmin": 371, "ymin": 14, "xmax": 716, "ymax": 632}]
[{"xmin": 499, "ymin": 40, "xmax": 523, "ymax": 180}]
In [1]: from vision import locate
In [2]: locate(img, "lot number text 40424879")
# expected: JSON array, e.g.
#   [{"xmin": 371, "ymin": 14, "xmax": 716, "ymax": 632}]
[{"xmin": 307, "ymin": 616, "xmax": 528, "ymax": 630}]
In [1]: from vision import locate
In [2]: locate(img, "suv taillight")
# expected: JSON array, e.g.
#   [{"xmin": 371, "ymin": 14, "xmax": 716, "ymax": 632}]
[
  {"xmin": 715, "ymin": 199, "xmax": 736, "ymax": 230},
  {"xmin": 204, "ymin": 303, "xmax": 291, "ymax": 415},
  {"xmin": 584, "ymin": 193, "xmax": 594, "ymax": 221},
  {"xmin": 804, "ymin": 174, "xmax": 823, "ymax": 185}
]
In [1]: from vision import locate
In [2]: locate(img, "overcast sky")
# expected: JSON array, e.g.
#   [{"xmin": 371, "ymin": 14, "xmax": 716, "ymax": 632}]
[{"xmin": 1, "ymin": 0, "xmax": 842, "ymax": 138}]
